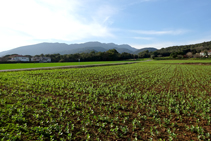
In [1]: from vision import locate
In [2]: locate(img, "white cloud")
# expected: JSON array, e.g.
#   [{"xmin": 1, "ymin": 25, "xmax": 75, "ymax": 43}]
[
  {"xmin": 131, "ymin": 42, "xmax": 177, "ymax": 49},
  {"xmin": 0, "ymin": 27, "xmax": 33, "ymax": 51},
  {"xmin": 131, "ymin": 35, "xmax": 211, "ymax": 49},
  {"xmin": 132, "ymin": 36, "xmax": 153, "ymax": 40},
  {"xmin": 92, "ymin": 4, "xmax": 117, "ymax": 25},
  {"xmin": 131, "ymin": 29, "xmax": 189, "ymax": 35},
  {"xmin": 0, "ymin": 0, "xmax": 116, "ymax": 52},
  {"xmin": 186, "ymin": 36, "xmax": 211, "ymax": 45}
]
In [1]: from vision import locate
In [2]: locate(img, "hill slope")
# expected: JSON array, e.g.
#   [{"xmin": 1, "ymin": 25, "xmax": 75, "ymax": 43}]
[
  {"xmin": 0, "ymin": 42, "xmax": 139, "ymax": 57},
  {"xmin": 154, "ymin": 41, "xmax": 211, "ymax": 56},
  {"xmin": 133, "ymin": 47, "xmax": 157, "ymax": 55}
]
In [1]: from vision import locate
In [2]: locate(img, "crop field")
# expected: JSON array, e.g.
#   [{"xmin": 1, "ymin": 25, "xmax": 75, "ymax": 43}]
[
  {"xmin": 0, "ymin": 61, "xmax": 211, "ymax": 140},
  {"xmin": 0, "ymin": 60, "xmax": 140, "ymax": 70}
]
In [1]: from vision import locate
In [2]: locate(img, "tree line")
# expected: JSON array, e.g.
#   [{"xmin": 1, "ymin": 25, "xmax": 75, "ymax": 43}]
[
  {"xmin": 1, "ymin": 40, "xmax": 211, "ymax": 62},
  {"xmin": 137, "ymin": 41, "xmax": 211, "ymax": 59},
  {"xmin": 152, "ymin": 41, "xmax": 211, "ymax": 57},
  {"xmin": 34, "ymin": 49, "xmax": 138, "ymax": 62}
]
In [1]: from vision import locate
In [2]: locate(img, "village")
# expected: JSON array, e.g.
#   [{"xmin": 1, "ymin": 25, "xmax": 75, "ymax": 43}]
[
  {"xmin": 0, "ymin": 54, "xmax": 51, "ymax": 62},
  {"xmin": 199, "ymin": 50, "xmax": 211, "ymax": 57}
]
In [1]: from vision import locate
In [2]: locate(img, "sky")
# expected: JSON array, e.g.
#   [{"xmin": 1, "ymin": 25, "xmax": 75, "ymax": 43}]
[{"xmin": 0, "ymin": 0, "xmax": 211, "ymax": 52}]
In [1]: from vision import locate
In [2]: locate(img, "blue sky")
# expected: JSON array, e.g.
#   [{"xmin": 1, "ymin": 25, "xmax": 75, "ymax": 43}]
[{"xmin": 0, "ymin": 0, "xmax": 211, "ymax": 52}]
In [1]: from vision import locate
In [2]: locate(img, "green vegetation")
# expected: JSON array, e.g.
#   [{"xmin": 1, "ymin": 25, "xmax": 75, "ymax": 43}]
[
  {"xmin": 1, "ymin": 49, "xmax": 138, "ymax": 63},
  {"xmin": 135, "ymin": 41, "xmax": 211, "ymax": 59},
  {"xmin": 45, "ymin": 49, "xmax": 138, "ymax": 62},
  {"xmin": 154, "ymin": 40, "xmax": 211, "ymax": 57},
  {"xmin": 152, "ymin": 60, "xmax": 211, "ymax": 64},
  {"xmin": 133, "ymin": 48, "xmax": 157, "ymax": 55},
  {"xmin": 0, "ymin": 60, "xmax": 211, "ymax": 140},
  {"xmin": 0, "ymin": 60, "xmax": 138, "ymax": 70}
]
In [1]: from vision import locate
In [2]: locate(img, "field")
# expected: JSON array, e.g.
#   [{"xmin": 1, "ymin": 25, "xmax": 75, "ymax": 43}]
[
  {"xmin": 0, "ymin": 60, "xmax": 141, "ymax": 70},
  {"xmin": 0, "ymin": 60, "xmax": 211, "ymax": 140}
]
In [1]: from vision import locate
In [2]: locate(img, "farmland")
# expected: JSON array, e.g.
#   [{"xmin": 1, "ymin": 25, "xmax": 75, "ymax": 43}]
[
  {"xmin": 0, "ymin": 60, "xmax": 141, "ymax": 70},
  {"xmin": 0, "ymin": 61, "xmax": 211, "ymax": 140}
]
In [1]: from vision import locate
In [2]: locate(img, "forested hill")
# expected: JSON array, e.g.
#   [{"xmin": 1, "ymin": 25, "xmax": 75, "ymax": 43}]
[
  {"xmin": 133, "ymin": 47, "xmax": 157, "ymax": 55},
  {"xmin": 154, "ymin": 41, "xmax": 211, "ymax": 56},
  {"xmin": 0, "ymin": 42, "xmax": 138, "ymax": 57}
]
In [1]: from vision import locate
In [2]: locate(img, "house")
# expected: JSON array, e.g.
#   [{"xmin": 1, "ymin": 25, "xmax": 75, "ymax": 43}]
[
  {"xmin": 209, "ymin": 50, "xmax": 211, "ymax": 56},
  {"xmin": 8, "ymin": 55, "xmax": 30, "ymax": 62},
  {"xmin": 39, "ymin": 57, "xmax": 51, "ymax": 62},
  {"xmin": 200, "ymin": 50, "xmax": 211, "ymax": 57},
  {"xmin": 31, "ymin": 56, "xmax": 40, "ymax": 62},
  {"xmin": 31, "ymin": 56, "xmax": 51, "ymax": 62},
  {"xmin": 200, "ymin": 51, "xmax": 205, "ymax": 56}
]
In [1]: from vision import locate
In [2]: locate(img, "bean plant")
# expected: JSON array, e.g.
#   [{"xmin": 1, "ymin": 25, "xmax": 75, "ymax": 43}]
[{"xmin": 0, "ymin": 61, "xmax": 211, "ymax": 140}]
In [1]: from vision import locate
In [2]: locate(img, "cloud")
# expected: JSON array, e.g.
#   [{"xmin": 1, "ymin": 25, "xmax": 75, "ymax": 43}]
[
  {"xmin": 92, "ymin": 4, "xmax": 118, "ymax": 25},
  {"xmin": 186, "ymin": 36, "xmax": 211, "ymax": 45},
  {"xmin": 130, "ymin": 29, "xmax": 189, "ymax": 35},
  {"xmin": 132, "ymin": 37, "xmax": 153, "ymax": 40},
  {"xmin": 131, "ymin": 34, "xmax": 211, "ymax": 49},
  {"xmin": 0, "ymin": 0, "xmax": 117, "ymax": 52},
  {"xmin": 131, "ymin": 42, "xmax": 177, "ymax": 49}
]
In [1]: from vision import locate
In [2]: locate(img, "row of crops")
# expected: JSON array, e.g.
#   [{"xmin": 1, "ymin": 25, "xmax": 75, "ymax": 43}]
[{"xmin": 0, "ymin": 62, "xmax": 211, "ymax": 140}]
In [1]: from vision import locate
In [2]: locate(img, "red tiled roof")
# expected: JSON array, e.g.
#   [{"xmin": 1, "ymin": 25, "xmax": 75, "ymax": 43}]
[
  {"xmin": 200, "ymin": 50, "xmax": 211, "ymax": 53},
  {"xmin": 9, "ymin": 55, "xmax": 28, "ymax": 58}
]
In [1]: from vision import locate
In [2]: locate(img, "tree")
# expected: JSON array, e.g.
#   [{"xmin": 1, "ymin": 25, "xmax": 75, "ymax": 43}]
[
  {"xmin": 138, "ymin": 50, "xmax": 150, "ymax": 58},
  {"xmin": 106, "ymin": 49, "xmax": 119, "ymax": 61},
  {"xmin": 59, "ymin": 59, "xmax": 65, "ymax": 62},
  {"xmin": 170, "ymin": 52, "xmax": 177, "ymax": 58},
  {"xmin": 204, "ymin": 51, "xmax": 208, "ymax": 57},
  {"xmin": 177, "ymin": 55, "xmax": 183, "ymax": 59},
  {"xmin": 193, "ymin": 53, "xmax": 200, "ymax": 58},
  {"xmin": 186, "ymin": 52, "xmax": 193, "ymax": 58},
  {"xmin": 120, "ymin": 52, "xmax": 133, "ymax": 60},
  {"xmin": 151, "ymin": 55, "xmax": 155, "ymax": 59},
  {"xmin": 152, "ymin": 51, "xmax": 158, "ymax": 57}
]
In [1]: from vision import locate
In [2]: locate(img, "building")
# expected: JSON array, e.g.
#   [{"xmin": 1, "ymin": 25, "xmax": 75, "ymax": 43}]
[
  {"xmin": 200, "ymin": 50, "xmax": 211, "ymax": 57},
  {"xmin": 31, "ymin": 56, "xmax": 51, "ymax": 62},
  {"xmin": 200, "ymin": 51, "xmax": 205, "ymax": 56},
  {"xmin": 209, "ymin": 50, "xmax": 211, "ymax": 56},
  {"xmin": 8, "ymin": 55, "xmax": 30, "ymax": 62},
  {"xmin": 31, "ymin": 56, "xmax": 40, "ymax": 62}
]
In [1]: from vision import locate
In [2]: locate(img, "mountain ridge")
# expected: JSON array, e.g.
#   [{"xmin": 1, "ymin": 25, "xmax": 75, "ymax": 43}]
[
  {"xmin": 133, "ymin": 47, "xmax": 158, "ymax": 55},
  {"xmin": 0, "ymin": 42, "xmax": 157, "ymax": 57}
]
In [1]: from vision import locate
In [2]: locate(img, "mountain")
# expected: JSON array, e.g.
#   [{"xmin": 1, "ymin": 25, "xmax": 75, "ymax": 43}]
[
  {"xmin": 0, "ymin": 50, "xmax": 9, "ymax": 57},
  {"xmin": 0, "ymin": 43, "xmax": 71, "ymax": 57},
  {"xmin": 115, "ymin": 48, "xmax": 134, "ymax": 54},
  {"xmin": 0, "ymin": 42, "xmax": 139, "ymax": 57},
  {"xmin": 133, "ymin": 47, "xmax": 157, "ymax": 55},
  {"xmin": 58, "ymin": 46, "xmax": 107, "ymax": 55}
]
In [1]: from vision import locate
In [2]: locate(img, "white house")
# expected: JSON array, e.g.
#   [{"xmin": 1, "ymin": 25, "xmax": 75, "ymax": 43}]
[
  {"xmin": 31, "ymin": 56, "xmax": 40, "ymax": 62},
  {"xmin": 9, "ymin": 55, "xmax": 30, "ymax": 62},
  {"xmin": 200, "ymin": 51, "xmax": 205, "ymax": 56},
  {"xmin": 200, "ymin": 50, "xmax": 211, "ymax": 57},
  {"xmin": 31, "ymin": 56, "xmax": 51, "ymax": 62}
]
